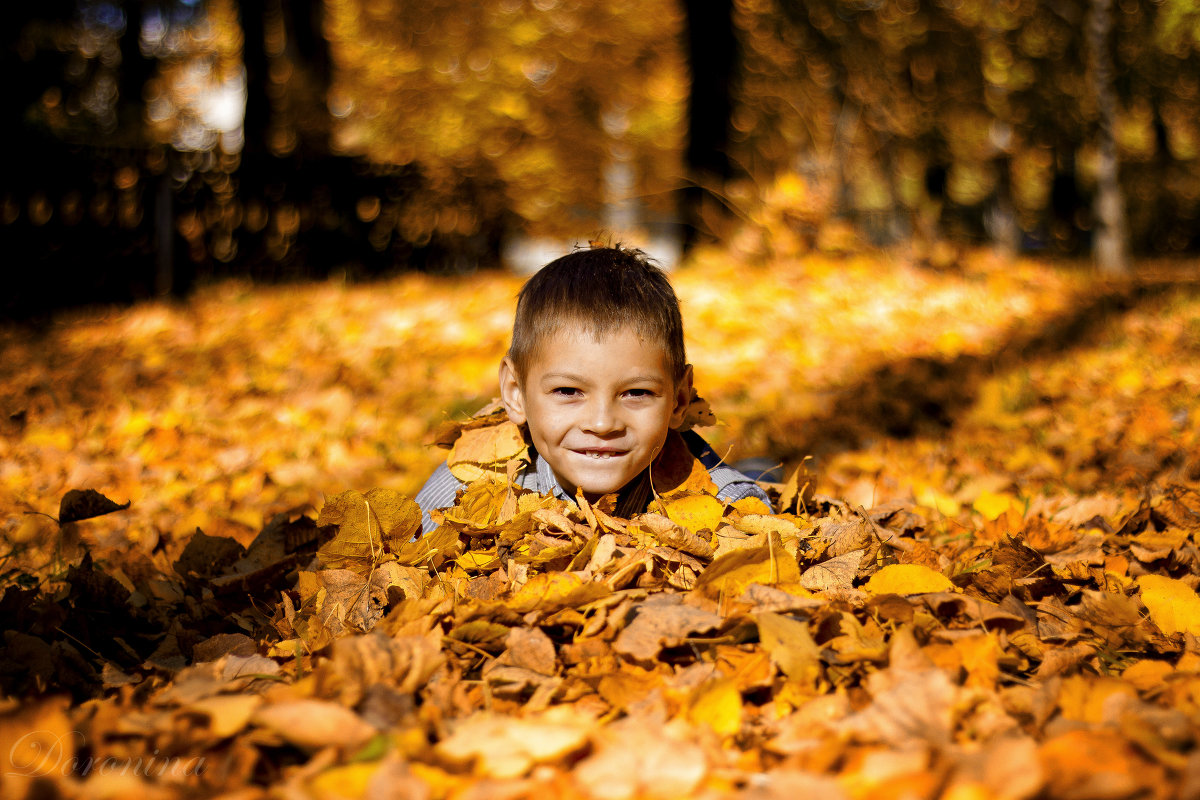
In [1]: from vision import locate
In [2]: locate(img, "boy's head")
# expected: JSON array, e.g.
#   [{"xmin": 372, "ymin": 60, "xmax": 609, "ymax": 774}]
[
  {"xmin": 498, "ymin": 245, "xmax": 693, "ymax": 500},
  {"xmin": 506, "ymin": 246, "xmax": 688, "ymax": 384}
]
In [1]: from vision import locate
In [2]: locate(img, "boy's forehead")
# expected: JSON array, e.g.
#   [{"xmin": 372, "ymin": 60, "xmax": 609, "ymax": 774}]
[
  {"xmin": 524, "ymin": 322, "xmax": 673, "ymax": 368},
  {"xmin": 541, "ymin": 321, "xmax": 661, "ymax": 348}
]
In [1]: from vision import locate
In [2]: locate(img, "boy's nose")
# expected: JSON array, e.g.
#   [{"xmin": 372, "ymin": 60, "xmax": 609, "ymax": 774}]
[{"xmin": 583, "ymin": 399, "xmax": 622, "ymax": 434}]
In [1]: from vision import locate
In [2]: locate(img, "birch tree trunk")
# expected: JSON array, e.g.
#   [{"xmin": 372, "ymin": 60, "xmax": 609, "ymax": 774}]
[{"xmin": 1088, "ymin": 0, "xmax": 1130, "ymax": 275}]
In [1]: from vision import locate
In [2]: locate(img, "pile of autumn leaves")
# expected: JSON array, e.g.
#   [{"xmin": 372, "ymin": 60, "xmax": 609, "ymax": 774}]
[{"xmin": 8, "ymin": 408, "xmax": 1200, "ymax": 800}]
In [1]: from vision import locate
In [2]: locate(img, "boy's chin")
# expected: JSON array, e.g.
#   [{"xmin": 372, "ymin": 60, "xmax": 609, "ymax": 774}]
[{"xmin": 558, "ymin": 466, "xmax": 646, "ymax": 500}]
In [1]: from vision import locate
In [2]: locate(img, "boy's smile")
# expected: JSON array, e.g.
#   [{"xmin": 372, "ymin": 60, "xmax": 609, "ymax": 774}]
[{"xmin": 499, "ymin": 325, "xmax": 692, "ymax": 501}]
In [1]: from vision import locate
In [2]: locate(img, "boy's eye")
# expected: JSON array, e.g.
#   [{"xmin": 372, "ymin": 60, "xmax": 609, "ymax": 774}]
[
  {"xmin": 551, "ymin": 387, "xmax": 582, "ymax": 397},
  {"xmin": 624, "ymin": 388, "xmax": 655, "ymax": 399}
]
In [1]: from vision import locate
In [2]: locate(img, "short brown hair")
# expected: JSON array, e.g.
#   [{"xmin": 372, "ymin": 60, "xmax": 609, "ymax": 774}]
[{"xmin": 507, "ymin": 245, "xmax": 687, "ymax": 382}]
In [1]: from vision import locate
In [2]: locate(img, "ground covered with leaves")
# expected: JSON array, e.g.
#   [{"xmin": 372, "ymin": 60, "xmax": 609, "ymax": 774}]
[{"xmin": 2, "ymin": 249, "xmax": 1199, "ymax": 799}]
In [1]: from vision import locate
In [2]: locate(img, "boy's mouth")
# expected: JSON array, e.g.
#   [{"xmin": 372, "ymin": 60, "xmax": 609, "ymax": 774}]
[{"xmin": 573, "ymin": 448, "xmax": 627, "ymax": 459}]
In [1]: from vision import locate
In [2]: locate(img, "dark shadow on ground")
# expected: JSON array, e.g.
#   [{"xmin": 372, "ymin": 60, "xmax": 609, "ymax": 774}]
[{"xmin": 762, "ymin": 277, "xmax": 1199, "ymax": 467}]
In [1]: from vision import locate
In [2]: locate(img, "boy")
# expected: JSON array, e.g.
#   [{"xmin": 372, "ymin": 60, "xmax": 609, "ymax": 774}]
[{"xmin": 415, "ymin": 245, "xmax": 772, "ymax": 532}]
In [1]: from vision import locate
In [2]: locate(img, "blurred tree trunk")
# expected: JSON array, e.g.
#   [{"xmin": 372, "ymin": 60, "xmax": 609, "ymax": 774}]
[
  {"xmin": 117, "ymin": 2, "xmax": 180, "ymax": 297},
  {"xmin": 680, "ymin": 0, "xmax": 740, "ymax": 250},
  {"xmin": 1087, "ymin": 0, "xmax": 1130, "ymax": 274}
]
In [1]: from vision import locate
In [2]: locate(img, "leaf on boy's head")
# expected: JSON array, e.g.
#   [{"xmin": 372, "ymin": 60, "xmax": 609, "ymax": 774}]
[{"xmin": 676, "ymin": 389, "xmax": 718, "ymax": 432}]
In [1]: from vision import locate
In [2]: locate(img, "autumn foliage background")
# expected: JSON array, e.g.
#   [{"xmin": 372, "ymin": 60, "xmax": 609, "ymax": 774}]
[{"xmin": 4, "ymin": 0, "xmax": 1200, "ymax": 798}]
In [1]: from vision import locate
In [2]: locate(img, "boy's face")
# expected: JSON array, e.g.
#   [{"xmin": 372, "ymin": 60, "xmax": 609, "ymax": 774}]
[{"xmin": 499, "ymin": 325, "xmax": 692, "ymax": 501}]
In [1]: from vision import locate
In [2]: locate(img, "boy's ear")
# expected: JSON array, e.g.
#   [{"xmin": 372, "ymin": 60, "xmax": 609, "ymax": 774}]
[
  {"xmin": 669, "ymin": 364, "xmax": 694, "ymax": 428},
  {"xmin": 498, "ymin": 357, "xmax": 527, "ymax": 426}
]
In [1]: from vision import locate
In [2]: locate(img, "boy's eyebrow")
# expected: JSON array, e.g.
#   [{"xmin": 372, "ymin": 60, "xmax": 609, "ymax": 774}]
[{"xmin": 540, "ymin": 371, "xmax": 666, "ymax": 386}]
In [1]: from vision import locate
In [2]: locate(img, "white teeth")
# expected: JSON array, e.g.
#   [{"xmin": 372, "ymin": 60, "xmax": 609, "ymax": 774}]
[{"xmin": 584, "ymin": 452, "xmax": 616, "ymax": 459}]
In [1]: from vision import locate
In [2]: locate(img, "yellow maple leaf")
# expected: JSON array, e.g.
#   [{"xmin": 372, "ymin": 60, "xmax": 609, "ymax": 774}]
[
  {"xmin": 693, "ymin": 535, "xmax": 801, "ymax": 599},
  {"xmin": 1137, "ymin": 574, "xmax": 1200, "ymax": 636},
  {"xmin": 864, "ymin": 563, "xmax": 954, "ymax": 595},
  {"xmin": 660, "ymin": 492, "xmax": 725, "ymax": 536},
  {"xmin": 914, "ymin": 485, "xmax": 961, "ymax": 516},
  {"xmin": 973, "ymin": 490, "xmax": 1021, "ymax": 521},
  {"xmin": 456, "ymin": 549, "xmax": 501, "ymax": 571},
  {"xmin": 507, "ymin": 572, "xmax": 610, "ymax": 615},
  {"xmin": 687, "ymin": 678, "xmax": 742, "ymax": 737}
]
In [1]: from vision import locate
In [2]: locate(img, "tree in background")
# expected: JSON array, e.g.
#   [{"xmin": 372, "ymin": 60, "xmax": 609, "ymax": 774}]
[
  {"xmin": 6, "ymin": 0, "xmax": 1200, "ymax": 319},
  {"xmin": 680, "ymin": 0, "xmax": 742, "ymax": 249},
  {"xmin": 321, "ymin": 0, "xmax": 687, "ymax": 248},
  {"xmin": 1087, "ymin": 0, "xmax": 1129, "ymax": 274}
]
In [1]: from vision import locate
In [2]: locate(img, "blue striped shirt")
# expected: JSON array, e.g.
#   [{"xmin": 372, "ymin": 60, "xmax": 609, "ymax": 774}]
[{"xmin": 414, "ymin": 430, "xmax": 773, "ymax": 533}]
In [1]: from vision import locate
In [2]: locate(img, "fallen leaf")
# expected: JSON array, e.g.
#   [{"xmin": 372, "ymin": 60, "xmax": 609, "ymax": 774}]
[
  {"xmin": 58, "ymin": 488, "xmax": 131, "ymax": 523},
  {"xmin": 659, "ymin": 493, "xmax": 725, "ymax": 536},
  {"xmin": 800, "ymin": 549, "xmax": 863, "ymax": 592},
  {"xmin": 864, "ymin": 563, "xmax": 955, "ymax": 595},
  {"xmin": 253, "ymin": 700, "xmax": 377, "ymax": 751},
  {"xmin": 694, "ymin": 536, "xmax": 801, "ymax": 599},
  {"xmin": 756, "ymin": 611, "xmax": 822, "ymax": 685},
  {"xmin": 186, "ymin": 693, "xmax": 262, "ymax": 738},
  {"xmin": 435, "ymin": 708, "xmax": 592, "ymax": 778},
  {"xmin": 614, "ymin": 595, "xmax": 724, "ymax": 661},
  {"xmin": 686, "ymin": 677, "xmax": 742, "ymax": 736},
  {"xmin": 1137, "ymin": 574, "xmax": 1200, "ymax": 636},
  {"xmin": 573, "ymin": 715, "xmax": 708, "ymax": 800}
]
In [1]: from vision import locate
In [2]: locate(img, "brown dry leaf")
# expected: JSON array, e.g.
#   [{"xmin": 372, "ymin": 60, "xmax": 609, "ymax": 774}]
[
  {"xmin": 448, "ymin": 421, "xmax": 528, "ymax": 482},
  {"xmin": 434, "ymin": 708, "xmax": 593, "ymax": 778},
  {"xmin": 320, "ymin": 629, "xmax": 445, "ymax": 703},
  {"xmin": 613, "ymin": 594, "xmax": 724, "ymax": 661},
  {"xmin": 755, "ymin": 611, "xmax": 822, "ymax": 686},
  {"xmin": 185, "ymin": 693, "xmax": 263, "ymax": 738},
  {"xmin": 309, "ymin": 568, "xmax": 387, "ymax": 633},
  {"xmin": 252, "ymin": 699, "xmax": 377, "ymax": 751},
  {"xmin": 486, "ymin": 626, "xmax": 558, "ymax": 677},
  {"xmin": 58, "ymin": 488, "xmax": 131, "ymax": 523},
  {"xmin": 573, "ymin": 714, "xmax": 709, "ymax": 800},
  {"xmin": 392, "ymin": 523, "xmax": 460, "ymax": 567},
  {"xmin": 800, "ymin": 549, "xmax": 863, "ymax": 592},
  {"xmin": 676, "ymin": 389, "xmax": 717, "ymax": 433},
  {"xmin": 597, "ymin": 665, "xmax": 664, "ymax": 712},
  {"xmin": 316, "ymin": 488, "xmax": 422, "ymax": 572},
  {"xmin": 815, "ymin": 517, "xmax": 875, "ymax": 558},
  {"xmin": 429, "ymin": 406, "xmax": 509, "ymax": 449},
  {"xmin": 631, "ymin": 512, "xmax": 714, "ymax": 559},
  {"xmin": 840, "ymin": 667, "xmax": 959, "ymax": 747},
  {"xmin": 440, "ymin": 479, "xmax": 512, "ymax": 530}
]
